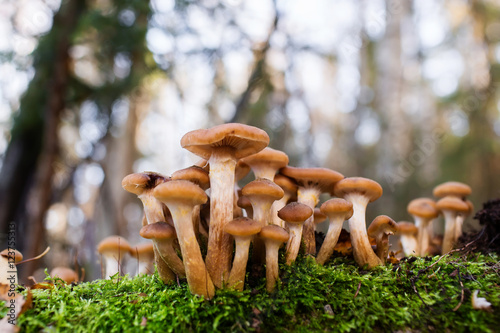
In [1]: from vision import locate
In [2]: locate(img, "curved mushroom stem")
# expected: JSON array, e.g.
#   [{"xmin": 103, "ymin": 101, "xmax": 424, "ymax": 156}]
[
  {"xmin": 228, "ymin": 238, "xmax": 252, "ymax": 291},
  {"xmin": 297, "ymin": 187, "xmax": 320, "ymax": 255},
  {"xmin": 154, "ymin": 241, "xmax": 186, "ymax": 277},
  {"xmin": 264, "ymin": 241, "xmax": 282, "ymax": 292},
  {"xmin": 271, "ymin": 193, "xmax": 292, "ymax": 228},
  {"xmin": 344, "ymin": 194, "xmax": 381, "ymax": 268},
  {"xmin": 441, "ymin": 210, "xmax": 457, "ymax": 254},
  {"xmin": 206, "ymin": 148, "xmax": 236, "ymax": 288},
  {"xmin": 153, "ymin": 246, "xmax": 176, "ymax": 284},
  {"xmin": 316, "ymin": 216, "xmax": 344, "ymax": 265},
  {"xmin": 374, "ymin": 234, "xmax": 391, "ymax": 264},
  {"xmin": 285, "ymin": 223, "xmax": 304, "ymax": 265}
]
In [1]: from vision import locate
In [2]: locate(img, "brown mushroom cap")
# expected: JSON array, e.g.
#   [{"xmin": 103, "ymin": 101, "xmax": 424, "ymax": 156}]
[
  {"xmin": 320, "ymin": 198, "xmax": 354, "ymax": 220},
  {"xmin": 278, "ymin": 202, "xmax": 313, "ymax": 224},
  {"xmin": 274, "ymin": 174, "xmax": 298, "ymax": 196},
  {"xmin": 140, "ymin": 222, "xmax": 176, "ymax": 240},
  {"xmin": 97, "ymin": 236, "xmax": 132, "ymax": 255},
  {"xmin": 153, "ymin": 180, "xmax": 207, "ymax": 207},
  {"xmin": 0, "ymin": 249, "xmax": 23, "ymax": 263},
  {"xmin": 259, "ymin": 225, "xmax": 289, "ymax": 243},
  {"xmin": 50, "ymin": 267, "xmax": 79, "ymax": 284},
  {"xmin": 224, "ymin": 217, "xmax": 262, "ymax": 236},
  {"xmin": 407, "ymin": 198, "xmax": 439, "ymax": 219},
  {"xmin": 333, "ymin": 177, "xmax": 383, "ymax": 202},
  {"xmin": 367, "ymin": 215, "xmax": 399, "ymax": 237},
  {"xmin": 433, "ymin": 181, "xmax": 472, "ymax": 199},
  {"xmin": 241, "ymin": 147, "xmax": 289, "ymax": 175},
  {"xmin": 235, "ymin": 160, "xmax": 251, "ymax": 182},
  {"xmin": 180, "ymin": 123, "xmax": 270, "ymax": 160},
  {"xmin": 436, "ymin": 196, "xmax": 470, "ymax": 213},
  {"xmin": 280, "ymin": 166, "xmax": 344, "ymax": 192},
  {"xmin": 396, "ymin": 221, "xmax": 419, "ymax": 235},
  {"xmin": 237, "ymin": 193, "xmax": 253, "ymax": 211},
  {"xmin": 122, "ymin": 172, "xmax": 169, "ymax": 195},
  {"xmin": 242, "ymin": 178, "xmax": 284, "ymax": 201},
  {"xmin": 171, "ymin": 166, "xmax": 210, "ymax": 190},
  {"xmin": 313, "ymin": 208, "xmax": 327, "ymax": 224}
]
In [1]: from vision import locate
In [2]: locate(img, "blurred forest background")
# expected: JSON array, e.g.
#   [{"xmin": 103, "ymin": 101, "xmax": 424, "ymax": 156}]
[{"xmin": 0, "ymin": 0, "xmax": 499, "ymax": 282}]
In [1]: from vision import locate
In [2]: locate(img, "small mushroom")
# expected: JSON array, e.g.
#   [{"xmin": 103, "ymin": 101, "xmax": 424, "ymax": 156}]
[
  {"xmin": 50, "ymin": 267, "xmax": 79, "ymax": 284},
  {"xmin": 333, "ymin": 177, "xmax": 383, "ymax": 268},
  {"xmin": 97, "ymin": 236, "xmax": 132, "ymax": 279},
  {"xmin": 181, "ymin": 123, "xmax": 269, "ymax": 288},
  {"xmin": 154, "ymin": 180, "xmax": 215, "ymax": 298},
  {"xmin": 259, "ymin": 225, "xmax": 289, "ymax": 292},
  {"xmin": 367, "ymin": 215, "xmax": 399, "ymax": 264},
  {"xmin": 316, "ymin": 198, "xmax": 353, "ymax": 265},
  {"xmin": 0, "ymin": 249, "xmax": 23, "ymax": 285},
  {"xmin": 407, "ymin": 198, "xmax": 439, "ymax": 256},
  {"xmin": 271, "ymin": 174, "xmax": 298, "ymax": 228},
  {"xmin": 278, "ymin": 202, "xmax": 313, "ymax": 265},
  {"xmin": 396, "ymin": 221, "xmax": 419, "ymax": 257},
  {"xmin": 433, "ymin": 181, "xmax": 471, "ymax": 199},
  {"xmin": 436, "ymin": 196, "xmax": 469, "ymax": 253},
  {"xmin": 130, "ymin": 243, "xmax": 155, "ymax": 275},
  {"xmin": 224, "ymin": 217, "xmax": 262, "ymax": 291},
  {"xmin": 241, "ymin": 147, "xmax": 289, "ymax": 181},
  {"xmin": 139, "ymin": 222, "xmax": 186, "ymax": 277}
]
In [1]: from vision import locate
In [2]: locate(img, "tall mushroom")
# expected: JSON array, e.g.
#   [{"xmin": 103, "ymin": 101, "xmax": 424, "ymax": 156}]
[
  {"xmin": 153, "ymin": 179, "xmax": 215, "ymax": 299},
  {"xmin": 367, "ymin": 215, "xmax": 399, "ymax": 264},
  {"xmin": 436, "ymin": 196, "xmax": 469, "ymax": 254},
  {"xmin": 316, "ymin": 198, "xmax": 353, "ymax": 265},
  {"xmin": 97, "ymin": 236, "xmax": 132, "ymax": 279},
  {"xmin": 259, "ymin": 225, "xmax": 289, "ymax": 292},
  {"xmin": 333, "ymin": 177, "xmax": 383, "ymax": 268},
  {"xmin": 181, "ymin": 123, "xmax": 269, "ymax": 288},
  {"xmin": 277, "ymin": 202, "xmax": 313, "ymax": 265},
  {"xmin": 407, "ymin": 198, "xmax": 439, "ymax": 256},
  {"xmin": 280, "ymin": 166, "xmax": 344, "ymax": 255},
  {"xmin": 224, "ymin": 217, "xmax": 262, "ymax": 291}
]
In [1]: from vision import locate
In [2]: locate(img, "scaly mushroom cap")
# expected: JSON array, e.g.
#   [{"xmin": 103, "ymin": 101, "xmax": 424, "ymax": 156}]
[
  {"xmin": 280, "ymin": 166, "xmax": 343, "ymax": 192},
  {"xmin": 407, "ymin": 198, "xmax": 439, "ymax": 219},
  {"xmin": 50, "ymin": 267, "xmax": 79, "ymax": 284},
  {"xmin": 242, "ymin": 178, "xmax": 284, "ymax": 201},
  {"xmin": 0, "ymin": 249, "xmax": 23, "ymax": 263},
  {"xmin": 224, "ymin": 217, "xmax": 262, "ymax": 236},
  {"xmin": 436, "ymin": 196, "xmax": 469, "ymax": 213},
  {"xmin": 130, "ymin": 243, "xmax": 155, "ymax": 260},
  {"xmin": 259, "ymin": 225, "xmax": 290, "ymax": 244},
  {"xmin": 433, "ymin": 181, "xmax": 471, "ymax": 199},
  {"xmin": 396, "ymin": 221, "xmax": 418, "ymax": 236},
  {"xmin": 241, "ymin": 147, "xmax": 289, "ymax": 178},
  {"xmin": 97, "ymin": 236, "xmax": 132, "ymax": 256},
  {"xmin": 180, "ymin": 123, "xmax": 270, "ymax": 160},
  {"xmin": 140, "ymin": 222, "xmax": 176, "ymax": 240},
  {"xmin": 367, "ymin": 215, "xmax": 399, "ymax": 238},
  {"xmin": 153, "ymin": 180, "xmax": 207, "ymax": 207},
  {"xmin": 333, "ymin": 177, "xmax": 383, "ymax": 202},
  {"xmin": 320, "ymin": 198, "xmax": 354, "ymax": 220},
  {"xmin": 122, "ymin": 172, "xmax": 169, "ymax": 195},
  {"xmin": 278, "ymin": 202, "xmax": 313, "ymax": 224},
  {"xmin": 171, "ymin": 166, "xmax": 210, "ymax": 190}
]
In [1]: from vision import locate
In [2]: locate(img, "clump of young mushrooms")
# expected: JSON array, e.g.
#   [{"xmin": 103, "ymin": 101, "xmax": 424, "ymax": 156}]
[{"xmin": 116, "ymin": 123, "xmax": 474, "ymax": 298}]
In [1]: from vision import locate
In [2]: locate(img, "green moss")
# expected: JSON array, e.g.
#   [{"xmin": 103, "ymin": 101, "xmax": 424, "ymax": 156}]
[{"xmin": 14, "ymin": 253, "xmax": 500, "ymax": 332}]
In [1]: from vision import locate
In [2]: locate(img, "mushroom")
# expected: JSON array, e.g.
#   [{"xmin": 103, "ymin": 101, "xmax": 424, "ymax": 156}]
[
  {"xmin": 0, "ymin": 249, "xmax": 23, "ymax": 285},
  {"xmin": 224, "ymin": 217, "xmax": 262, "ymax": 291},
  {"xmin": 367, "ymin": 215, "xmax": 399, "ymax": 264},
  {"xmin": 130, "ymin": 243, "xmax": 155, "ymax": 275},
  {"xmin": 277, "ymin": 202, "xmax": 313, "ymax": 265},
  {"xmin": 50, "ymin": 267, "xmax": 79, "ymax": 284},
  {"xmin": 407, "ymin": 198, "xmax": 439, "ymax": 256},
  {"xmin": 241, "ymin": 147, "xmax": 289, "ymax": 181},
  {"xmin": 333, "ymin": 177, "xmax": 383, "ymax": 268},
  {"xmin": 271, "ymin": 174, "xmax": 298, "ymax": 228},
  {"xmin": 280, "ymin": 166, "xmax": 344, "ymax": 255},
  {"xmin": 233, "ymin": 160, "xmax": 251, "ymax": 219},
  {"xmin": 153, "ymin": 179, "xmax": 215, "ymax": 298},
  {"xmin": 455, "ymin": 200, "xmax": 474, "ymax": 242},
  {"xmin": 316, "ymin": 198, "xmax": 353, "ymax": 265},
  {"xmin": 237, "ymin": 192, "xmax": 253, "ymax": 219},
  {"xmin": 181, "ymin": 123, "xmax": 269, "ymax": 288},
  {"xmin": 433, "ymin": 181, "xmax": 472, "ymax": 199},
  {"xmin": 436, "ymin": 196, "xmax": 469, "ymax": 254},
  {"xmin": 97, "ymin": 236, "xmax": 132, "ymax": 279},
  {"xmin": 259, "ymin": 225, "xmax": 289, "ymax": 292},
  {"xmin": 396, "ymin": 221, "xmax": 419, "ymax": 257},
  {"xmin": 139, "ymin": 222, "xmax": 186, "ymax": 277}
]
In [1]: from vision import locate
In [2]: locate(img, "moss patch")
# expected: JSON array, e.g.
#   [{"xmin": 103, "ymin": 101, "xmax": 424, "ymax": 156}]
[{"xmin": 13, "ymin": 253, "xmax": 500, "ymax": 332}]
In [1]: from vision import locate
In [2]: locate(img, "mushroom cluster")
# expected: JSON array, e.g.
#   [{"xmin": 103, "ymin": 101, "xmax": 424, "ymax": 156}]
[{"xmin": 114, "ymin": 123, "xmax": 473, "ymax": 297}]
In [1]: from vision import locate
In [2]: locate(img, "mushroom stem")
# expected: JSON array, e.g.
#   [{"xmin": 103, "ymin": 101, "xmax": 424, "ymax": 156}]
[
  {"xmin": 285, "ymin": 223, "xmax": 303, "ymax": 265},
  {"xmin": 297, "ymin": 187, "xmax": 320, "ymax": 255},
  {"xmin": 153, "ymin": 241, "xmax": 186, "ymax": 277},
  {"xmin": 441, "ymin": 210, "xmax": 457, "ymax": 253},
  {"xmin": 206, "ymin": 148, "xmax": 236, "ymax": 288},
  {"xmin": 227, "ymin": 238, "xmax": 252, "ymax": 290},
  {"xmin": 345, "ymin": 194, "xmax": 381, "ymax": 268},
  {"xmin": 265, "ymin": 241, "xmax": 281, "ymax": 292},
  {"xmin": 102, "ymin": 256, "xmax": 120, "ymax": 279},
  {"xmin": 153, "ymin": 246, "xmax": 176, "ymax": 283},
  {"xmin": 414, "ymin": 216, "xmax": 432, "ymax": 256},
  {"xmin": 400, "ymin": 235, "xmax": 418, "ymax": 256},
  {"xmin": 455, "ymin": 213, "xmax": 465, "ymax": 243},
  {"xmin": 271, "ymin": 193, "xmax": 292, "ymax": 228},
  {"xmin": 316, "ymin": 216, "xmax": 344, "ymax": 265}
]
